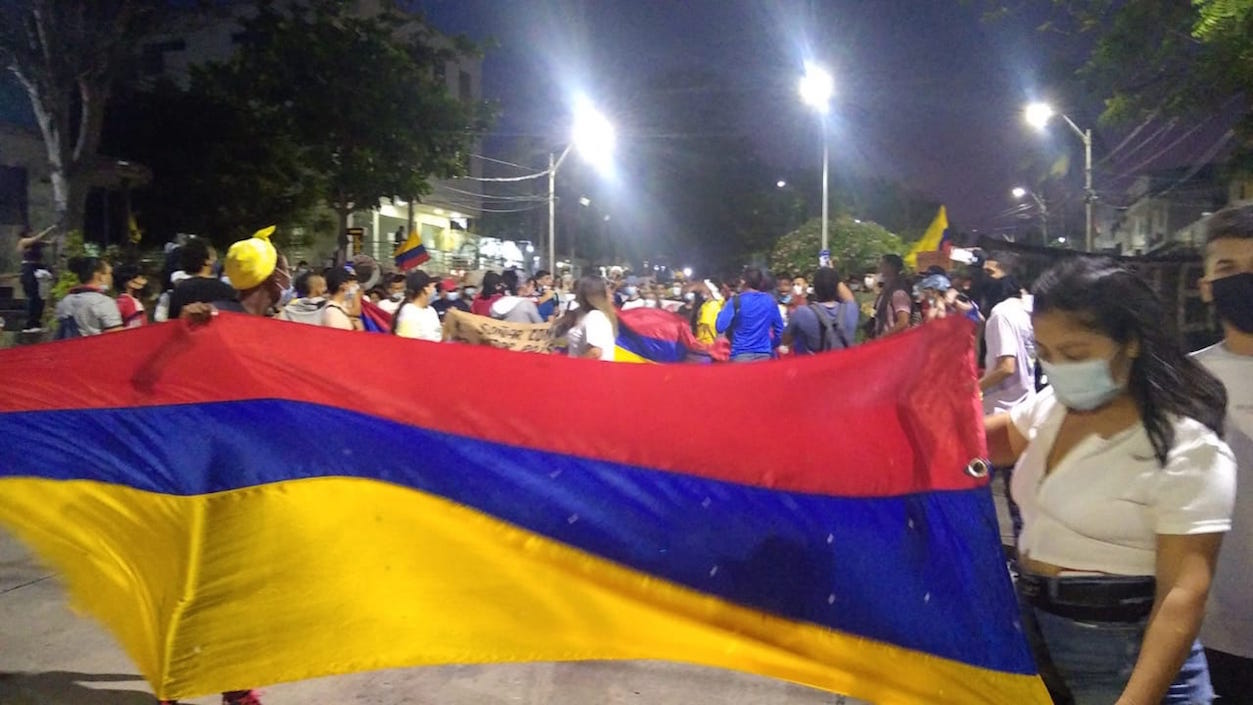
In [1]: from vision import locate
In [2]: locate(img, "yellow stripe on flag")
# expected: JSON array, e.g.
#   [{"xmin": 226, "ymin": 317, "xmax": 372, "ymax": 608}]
[{"xmin": 0, "ymin": 476, "xmax": 1048, "ymax": 704}]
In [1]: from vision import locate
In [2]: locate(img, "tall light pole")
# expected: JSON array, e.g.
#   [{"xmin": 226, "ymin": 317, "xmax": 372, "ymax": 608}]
[
  {"xmin": 799, "ymin": 61, "xmax": 834, "ymax": 261},
  {"xmin": 1025, "ymin": 102, "xmax": 1094, "ymax": 251},
  {"xmin": 548, "ymin": 98, "xmax": 615, "ymax": 275},
  {"xmin": 1011, "ymin": 186, "xmax": 1049, "ymax": 243}
]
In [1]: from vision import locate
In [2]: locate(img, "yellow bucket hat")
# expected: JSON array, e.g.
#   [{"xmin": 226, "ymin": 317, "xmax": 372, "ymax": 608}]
[{"xmin": 224, "ymin": 226, "xmax": 278, "ymax": 290}]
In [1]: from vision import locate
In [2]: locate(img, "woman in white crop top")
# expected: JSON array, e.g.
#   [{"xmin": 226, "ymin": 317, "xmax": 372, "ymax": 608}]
[{"xmin": 985, "ymin": 258, "xmax": 1236, "ymax": 705}]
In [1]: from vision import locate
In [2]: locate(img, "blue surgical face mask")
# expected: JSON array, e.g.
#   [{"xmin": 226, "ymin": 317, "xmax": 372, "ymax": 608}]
[
  {"xmin": 624, "ymin": 286, "xmax": 638, "ymax": 298},
  {"xmin": 446, "ymin": 291, "xmax": 461, "ymax": 301},
  {"xmin": 1040, "ymin": 357, "xmax": 1125, "ymax": 411}
]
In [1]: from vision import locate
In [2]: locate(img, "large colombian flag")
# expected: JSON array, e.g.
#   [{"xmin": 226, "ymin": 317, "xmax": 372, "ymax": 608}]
[{"xmin": 0, "ymin": 315, "xmax": 1049, "ymax": 704}]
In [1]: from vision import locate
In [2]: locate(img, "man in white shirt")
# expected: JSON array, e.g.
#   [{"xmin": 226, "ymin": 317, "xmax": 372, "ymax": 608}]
[
  {"xmin": 980, "ymin": 281, "xmax": 1034, "ymax": 550},
  {"xmin": 980, "ymin": 284, "xmax": 1035, "ymax": 414},
  {"xmin": 1194, "ymin": 204, "xmax": 1253, "ymax": 703},
  {"xmin": 394, "ymin": 270, "xmax": 442, "ymax": 342}
]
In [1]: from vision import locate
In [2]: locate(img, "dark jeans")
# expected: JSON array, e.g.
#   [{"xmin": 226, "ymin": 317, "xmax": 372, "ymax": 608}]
[
  {"xmin": 20, "ymin": 262, "xmax": 44, "ymax": 329},
  {"xmin": 1022, "ymin": 599, "xmax": 1214, "ymax": 704},
  {"xmin": 1205, "ymin": 648, "xmax": 1253, "ymax": 704},
  {"xmin": 730, "ymin": 352, "xmax": 773, "ymax": 363}
]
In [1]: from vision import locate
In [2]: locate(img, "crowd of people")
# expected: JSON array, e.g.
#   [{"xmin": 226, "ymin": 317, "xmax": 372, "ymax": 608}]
[{"xmin": 7, "ymin": 203, "xmax": 1253, "ymax": 705}]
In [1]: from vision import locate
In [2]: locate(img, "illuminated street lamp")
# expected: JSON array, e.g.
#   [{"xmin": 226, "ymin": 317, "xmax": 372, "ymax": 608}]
[
  {"xmin": 549, "ymin": 98, "xmax": 616, "ymax": 273},
  {"xmin": 799, "ymin": 61, "xmax": 834, "ymax": 259},
  {"xmin": 1011, "ymin": 186, "xmax": 1049, "ymax": 242},
  {"xmin": 1024, "ymin": 102, "xmax": 1094, "ymax": 251}
]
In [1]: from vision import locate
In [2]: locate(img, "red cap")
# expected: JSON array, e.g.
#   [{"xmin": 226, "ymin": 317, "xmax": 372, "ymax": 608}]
[{"xmin": 441, "ymin": 277, "xmax": 460, "ymax": 292}]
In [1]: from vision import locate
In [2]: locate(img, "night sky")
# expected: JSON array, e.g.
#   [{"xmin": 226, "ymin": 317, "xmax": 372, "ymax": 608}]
[{"xmin": 419, "ymin": 0, "xmax": 1100, "ymax": 239}]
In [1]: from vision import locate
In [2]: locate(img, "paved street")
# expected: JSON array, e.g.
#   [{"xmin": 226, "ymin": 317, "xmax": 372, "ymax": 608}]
[{"xmin": 0, "ymin": 530, "xmax": 859, "ymax": 705}]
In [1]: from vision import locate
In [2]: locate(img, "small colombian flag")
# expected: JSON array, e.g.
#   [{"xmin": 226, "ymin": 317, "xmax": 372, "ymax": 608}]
[{"xmin": 394, "ymin": 229, "xmax": 430, "ymax": 271}]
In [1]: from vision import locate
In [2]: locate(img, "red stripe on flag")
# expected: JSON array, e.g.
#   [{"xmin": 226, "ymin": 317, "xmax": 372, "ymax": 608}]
[{"xmin": 0, "ymin": 315, "xmax": 987, "ymax": 498}]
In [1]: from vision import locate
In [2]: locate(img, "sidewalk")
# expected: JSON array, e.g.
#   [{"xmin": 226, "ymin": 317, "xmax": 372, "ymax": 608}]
[{"xmin": 0, "ymin": 530, "xmax": 858, "ymax": 705}]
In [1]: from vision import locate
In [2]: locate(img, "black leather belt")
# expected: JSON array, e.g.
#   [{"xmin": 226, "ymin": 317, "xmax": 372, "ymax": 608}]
[{"xmin": 1018, "ymin": 572, "xmax": 1156, "ymax": 623}]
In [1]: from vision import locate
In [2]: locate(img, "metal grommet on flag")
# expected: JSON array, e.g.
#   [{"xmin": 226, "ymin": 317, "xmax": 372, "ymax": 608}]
[{"xmin": 965, "ymin": 458, "xmax": 990, "ymax": 478}]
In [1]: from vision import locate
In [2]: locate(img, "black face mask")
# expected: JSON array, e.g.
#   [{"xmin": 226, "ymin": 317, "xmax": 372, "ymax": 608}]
[{"xmin": 1212, "ymin": 272, "xmax": 1253, "ymax": 334}]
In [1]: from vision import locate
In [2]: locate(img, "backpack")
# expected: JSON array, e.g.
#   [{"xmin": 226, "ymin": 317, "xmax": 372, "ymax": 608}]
[
  {"xmin": 808, "ymin": 302, "xmax": 849, "ymax": 351},
  {"xmin": 54, "ymin": 315, "xmax": 81, "ymax": 340}
]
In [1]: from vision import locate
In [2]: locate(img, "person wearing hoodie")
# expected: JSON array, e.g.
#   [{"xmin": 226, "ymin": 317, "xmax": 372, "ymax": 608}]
[
  {"xmin": 278, "ymin": 271, "xmax": 329, "ymax": 326},
  {"xmin": 472, "ymin": 271, "xmax": 505, "ymax": 316},
  {"xmin": 490, "ymin": 276, "xmax": 544, "ymax": 323}
]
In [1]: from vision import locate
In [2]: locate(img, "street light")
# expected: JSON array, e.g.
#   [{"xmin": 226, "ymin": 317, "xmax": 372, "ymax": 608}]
[
  {"xmin": 1011, "ymin": 186, "xmax": 1049, "ymax": 242},
  {"xmin": 799, "ymin": 61, "xmax": 834, "ymax": 261},
  {"xmin": 776, "ymin": 180, "xmax": 787, "ymax": 189},
  {"xmin": 1024, "ymin": 101, "xmax": 1094, "ymax": 251},
  {"xmin": 548, "ymin": 98, "xmax": 616, "ymax": 273}
]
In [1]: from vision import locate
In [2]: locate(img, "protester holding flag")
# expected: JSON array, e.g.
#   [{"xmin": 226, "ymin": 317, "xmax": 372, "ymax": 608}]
[
  {"xmin": 170, "ymin": 226, "xmax": 289, "ymax": 705},
  {"xmin": 985, "ymin": 258, "xmax": 1235, "ymax": 704},
  {"xmin": 168, "ymin": 238, "xmax": 235, "ymax": 321}
]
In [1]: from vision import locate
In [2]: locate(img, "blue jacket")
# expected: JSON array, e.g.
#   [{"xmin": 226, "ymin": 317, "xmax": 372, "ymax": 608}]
[{"xmin": 715, "ymin": 290, "xmax": 785, "ymax": 357}]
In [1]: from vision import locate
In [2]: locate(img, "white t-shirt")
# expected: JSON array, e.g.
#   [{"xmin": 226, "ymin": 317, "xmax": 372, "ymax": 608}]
[
  {"xmin": 394, "ymin": 303, "xmax": 442, "ymax": 342},
  {"xmin": 1009, "ymin": 387, "xmax": 1236, "ymax": 575},
  {"xmin": 1194, "ymin": 342, "xmax": 1253, "ymax": 658},
  {"xmin": 621, "ymin": 298, "xmax": 646, "ymax": 311},
  {"xmin": 982, "ymin": 296, "xmax": 1036, "ymax": 414},
  {"xmin": 377, "ymin": 297, "xmax": 402, "ymax": 315},
  {"xmin": 566, "ymin": 309, "xmax": 616, "ymax": 361}
]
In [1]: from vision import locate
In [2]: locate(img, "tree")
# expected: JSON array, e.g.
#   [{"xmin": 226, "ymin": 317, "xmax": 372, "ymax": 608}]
[
  {"xmin": 770, "ymin": 215, "xmax": 904, "ymax": 280},
  {"xmin": 0, "ymin": 1, "xmax": 176, "ymax": 237},
  {"xmin": 202, "ymin": 0, "xmax": 492, "ymax": 260},
  {"xmin": 1000, "ymin": 1, "xmax": 1253, "ymax": 164},
  {"xmin": 101, "ymin": 78, "xmax": 318, "ymax": 249}
]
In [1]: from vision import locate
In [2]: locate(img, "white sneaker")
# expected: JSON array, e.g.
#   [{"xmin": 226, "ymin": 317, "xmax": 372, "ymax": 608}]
[{"xmin": 21, "ymin": 327, "xmax": 43, "ymax": 333}]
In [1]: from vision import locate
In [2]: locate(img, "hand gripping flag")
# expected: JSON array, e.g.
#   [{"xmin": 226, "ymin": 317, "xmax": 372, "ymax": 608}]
[
  {"xmin": 0, "ymin": 315, "xmax": 1049, "ymax": 704},
  {"xmin": 393, "ymin": 229, "xmax": 430, "ymax": 271}
]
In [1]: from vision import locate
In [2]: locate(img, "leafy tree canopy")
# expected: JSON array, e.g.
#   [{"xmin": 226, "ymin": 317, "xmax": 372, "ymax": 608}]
[{"xmin": 770, "ymin": 215, "xmax": 904, "ymax": 280}]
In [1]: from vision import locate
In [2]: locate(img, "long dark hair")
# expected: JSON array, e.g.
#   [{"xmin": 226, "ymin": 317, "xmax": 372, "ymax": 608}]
[
  {"xmin": 688, "ymin": 290, "xmax": 707, "ymax": 334},
  {"xmin": 554, "ymin": 275, "xmax": 617, "ymax": 338},
  {"xmin": 1033, "ymin": 258, "xmax": 1227, "ymax": 467}
]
